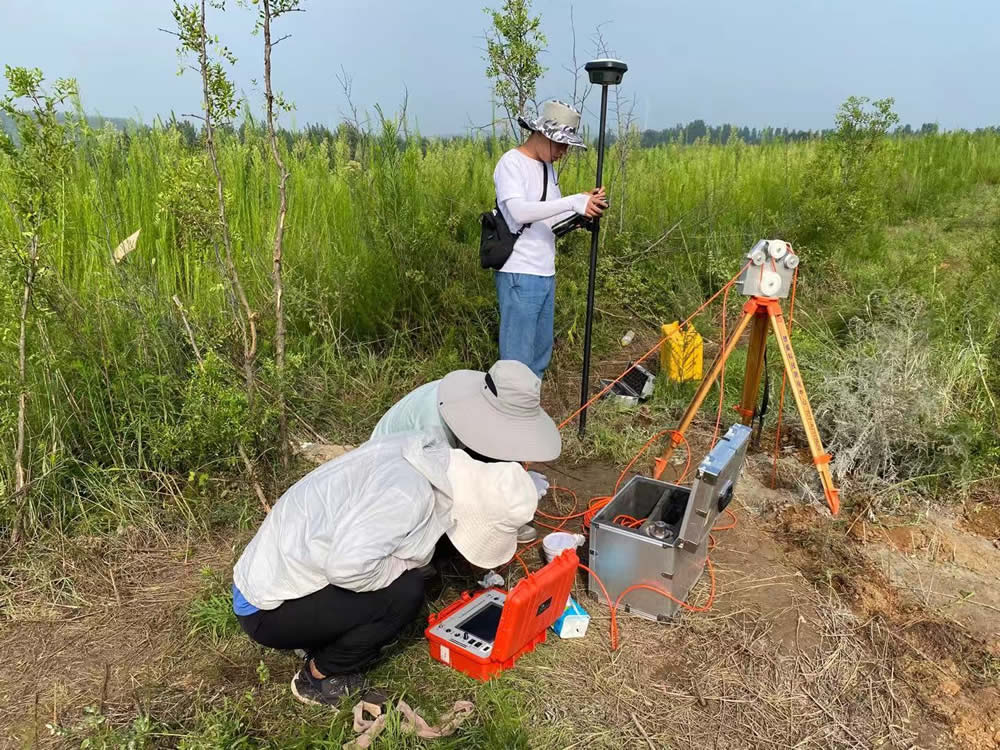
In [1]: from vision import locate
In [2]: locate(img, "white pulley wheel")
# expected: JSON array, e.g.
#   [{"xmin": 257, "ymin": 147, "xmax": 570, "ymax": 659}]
[
  {"xmin": 759, "ymin": 270, "xmax": 782, "ymax": 296},
  {"xmin": 768, "ymin": 240, "xmax": 788, "ymax": 260},
  {"xmin": 750, "ymin": 249, "xmax": 766, "ymax": 266},
  {"xmin": 784, "ymin": 253, "xmax": 800, "ymax": 269}
]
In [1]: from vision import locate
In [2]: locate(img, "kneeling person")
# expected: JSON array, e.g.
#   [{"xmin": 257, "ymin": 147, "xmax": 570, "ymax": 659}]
[
  {"xmin": 231, "ymin": 430, "xmax": 538, "ymax": 706},
  {"xmin": 370, "ymin": 359, "xmax": 559, "ymax": 541}
]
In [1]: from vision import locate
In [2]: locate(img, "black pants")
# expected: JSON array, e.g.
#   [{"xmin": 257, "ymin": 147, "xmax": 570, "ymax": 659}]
[{"xmin": 237, "ymin": 569, "xmax": 425, "ymax": 675}]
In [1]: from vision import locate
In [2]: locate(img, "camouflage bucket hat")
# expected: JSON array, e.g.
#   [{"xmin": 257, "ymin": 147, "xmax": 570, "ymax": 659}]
[{"xmin": 517, "ymin": 100, "xmax": 586, "ymax": 149}]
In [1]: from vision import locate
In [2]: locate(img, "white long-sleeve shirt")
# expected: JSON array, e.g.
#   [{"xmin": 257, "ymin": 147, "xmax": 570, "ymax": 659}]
[{"xmin": 493, "ymin": 149, "xmax": 590, "ymax": 276}]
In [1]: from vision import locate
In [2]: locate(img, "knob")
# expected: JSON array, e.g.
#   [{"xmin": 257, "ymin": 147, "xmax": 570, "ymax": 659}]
[{"xmin": 647, "ymin": 521, "xmax": 670, "ymax": 539}]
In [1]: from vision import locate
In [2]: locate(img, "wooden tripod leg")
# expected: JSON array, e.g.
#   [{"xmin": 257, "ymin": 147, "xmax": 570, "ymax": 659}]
[
  {"xmin": 737, "ymin": 312, "xmax": 770, "ymax": 426},
  {"xmin": 654, "ymin": 310, "xmax": 755, "ymax": 479},
  {"xmin": 766, "ymin": 305, "xmax": 841, "ymax": 515}
]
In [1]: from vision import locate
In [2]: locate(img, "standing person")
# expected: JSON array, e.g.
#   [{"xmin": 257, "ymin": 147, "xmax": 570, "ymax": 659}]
[
  {"xmin": 370, "ymin": 359, "xmax": 559, "ymax": 542},
  {"xmin": 232, "ymin": 429, "xmax": 540, "ymax": 706},
  {"xmin": 493, "ymin": 99, "xmax": 607, "ymax": 379}
]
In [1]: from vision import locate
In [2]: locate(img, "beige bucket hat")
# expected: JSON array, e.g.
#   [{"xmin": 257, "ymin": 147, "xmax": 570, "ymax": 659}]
[
  {"xmin": 437, "ymin": 360, "xmax": 561, "ymax": 462},
  {"xmin": 444, "ymin": 450, "xmax": 539, "ymax": 568}
]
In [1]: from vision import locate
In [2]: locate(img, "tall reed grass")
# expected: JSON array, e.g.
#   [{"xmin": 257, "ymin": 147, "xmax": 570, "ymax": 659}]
[{"xmin": 1, "ymin": 118, "xmax": 998, "ymax": 534}]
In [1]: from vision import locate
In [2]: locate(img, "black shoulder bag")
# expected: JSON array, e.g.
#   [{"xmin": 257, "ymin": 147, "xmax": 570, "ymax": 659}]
[{"xmin": 479, "ymin": 161, "xmax": 548, "ymax": 270}]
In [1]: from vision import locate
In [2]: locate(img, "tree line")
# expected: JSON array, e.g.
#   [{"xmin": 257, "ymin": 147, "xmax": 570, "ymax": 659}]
[{"xmin": 4, "ymin": 110, "xmax": 1000, "ymax": 151}]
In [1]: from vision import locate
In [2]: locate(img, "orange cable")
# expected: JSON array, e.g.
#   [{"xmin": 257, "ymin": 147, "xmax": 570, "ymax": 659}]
[
  {"xmin": 581, "ymin": 429, "xmax": 692, "ymax": 529},
  {"xmin": 558, "ymin": 262, "xmax": 752, "ymax": 431},
  {"xmin": 514, "ymin": 552, "xmax": 530, "ymax": 577},
  {"xmin": 711, "ymin": 508, "xmax": 738, "ymax": 531},
  {"xmin": 580, "ymin": 558, "xmax": 717, "ymax": 651},
  {"xmin": 710, "ymin": 283, "xmax": 731, "ymax": 450}
]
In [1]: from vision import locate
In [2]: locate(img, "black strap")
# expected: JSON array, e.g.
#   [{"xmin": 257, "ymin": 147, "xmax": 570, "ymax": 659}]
[
  {"xmin": 498, "ymin": 161, "xmax": 549, "ymax": 238},
  {"xmin": 752, "ymin": 346, "xmax": 770, "ymax": 448}
]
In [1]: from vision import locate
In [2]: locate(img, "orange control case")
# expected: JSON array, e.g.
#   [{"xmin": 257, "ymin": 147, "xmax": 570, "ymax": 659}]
[{"xmin": 425, "ymin": 549, "xmax": 578, "ymax": 680}]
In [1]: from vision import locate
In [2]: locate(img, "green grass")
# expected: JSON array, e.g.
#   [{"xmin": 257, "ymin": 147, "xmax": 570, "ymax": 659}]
[{"xmin": 1, "ymin": 99, "xmax": 999, "ymax": 535}]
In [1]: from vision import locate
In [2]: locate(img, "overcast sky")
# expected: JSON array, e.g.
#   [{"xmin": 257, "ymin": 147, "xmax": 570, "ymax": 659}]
[{"xmin": 4, "ymin": 0, "xmax": 999, "ymax": 134}]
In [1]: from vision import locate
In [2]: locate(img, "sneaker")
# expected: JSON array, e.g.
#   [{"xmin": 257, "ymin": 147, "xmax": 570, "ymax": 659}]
[
  {"xmin": 517, "ymin": 524, "xmax": 537, "ymax": 543},
  {"xmin": 289, "ymin": 665, "xmax": 366, "ymax": 707},
  {"xmin": 293, "ymin": 648, "xmax": 307, "ymax": 660}
]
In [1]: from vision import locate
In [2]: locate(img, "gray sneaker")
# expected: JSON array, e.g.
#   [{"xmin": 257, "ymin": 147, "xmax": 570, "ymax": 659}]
[
  {"xmin": 290, "ymin": 665, "xmax": 366, "ymax": 707},
  {"xmin": 517, "ymin": 524, "xmax": 537, "ymax": 543}
]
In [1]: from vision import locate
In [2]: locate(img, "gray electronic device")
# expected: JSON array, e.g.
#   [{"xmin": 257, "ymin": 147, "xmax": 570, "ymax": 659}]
[
  {"xmin": 738, "ymin": 239, "xmax": 800, "ymax": 298},
  {"xmin": 425, "ymin": 589, "xmax": 507, "ymax": 658}
]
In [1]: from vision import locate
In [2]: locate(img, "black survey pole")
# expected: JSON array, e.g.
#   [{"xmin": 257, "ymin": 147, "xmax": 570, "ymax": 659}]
[
  {"xmin": 578, "ymin": 85, "xmax": 609, "ymax": 437},
  {"xmin": 579, "ymin": 59, "xmax": 628, "ymax": 437}
]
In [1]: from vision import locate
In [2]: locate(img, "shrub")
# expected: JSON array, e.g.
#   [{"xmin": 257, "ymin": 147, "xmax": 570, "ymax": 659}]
[{"xmin": 810, "ymin": 293, "xmax": 960, "ymax": 491}]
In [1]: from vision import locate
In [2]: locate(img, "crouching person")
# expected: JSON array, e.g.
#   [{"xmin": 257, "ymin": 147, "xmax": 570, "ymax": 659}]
[
  {"xmin": 370, "ymin": 359, "xmax": 560, "ymax": 542},
  {"xmin": 231, "ymin": 429, "xmax": 540, "ymax": 706}
]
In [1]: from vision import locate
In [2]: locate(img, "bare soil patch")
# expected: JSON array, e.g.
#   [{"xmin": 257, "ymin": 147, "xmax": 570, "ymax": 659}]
[{"xmin": 2, "ymin": 451, "xmax": 997, "ymax": 748}]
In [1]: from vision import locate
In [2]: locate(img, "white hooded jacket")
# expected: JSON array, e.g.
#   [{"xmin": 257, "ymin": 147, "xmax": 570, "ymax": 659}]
[
  {"xmin": 233, "ymin": 431, "xmax": 455, "ymax": 609},
  {"xmin": 232, "ymin": 430, "xmax": 537, "ymax": 610}
]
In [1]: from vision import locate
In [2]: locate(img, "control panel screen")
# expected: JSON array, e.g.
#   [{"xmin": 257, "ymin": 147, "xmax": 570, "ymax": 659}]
[{"xmin": 457, "ymin": 602, "xmax": 503, "ymax": 643}]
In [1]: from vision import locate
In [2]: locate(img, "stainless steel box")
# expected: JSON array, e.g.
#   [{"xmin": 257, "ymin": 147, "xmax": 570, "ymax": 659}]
[{"xmin": 587, "ymin": 424, "xmax": 751, "ymax": 621}]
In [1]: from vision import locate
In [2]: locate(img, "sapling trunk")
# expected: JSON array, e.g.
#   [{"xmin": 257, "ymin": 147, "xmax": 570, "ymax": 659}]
[
  {"xmin": 196, "ymin": 0, "xmax": 257, "ymax": 394},
  {"xmin": 262, "ymin": 0, "xmax": 291, "ymax": 468}
]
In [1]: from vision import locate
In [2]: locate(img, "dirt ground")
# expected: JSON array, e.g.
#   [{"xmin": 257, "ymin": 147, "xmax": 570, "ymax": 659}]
[{"xmin": 1, "ymin": 445, "xmax": 999, "ymax": 748}]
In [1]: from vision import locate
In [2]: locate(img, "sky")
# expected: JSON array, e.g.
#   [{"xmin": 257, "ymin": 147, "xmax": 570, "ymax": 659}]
[{"xmin": 3, "ymin": 0, "xmax": 999, "ymax": 135}]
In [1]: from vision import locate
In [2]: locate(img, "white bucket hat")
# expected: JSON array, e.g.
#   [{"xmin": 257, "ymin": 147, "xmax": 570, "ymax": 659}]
[
  {"xmin": 518, "ymin": 99, "xmax": 587, "ymax": 149},
  {"xmin": 437, "ymin": 360, "xmax": 561, "ymax": 462},
  {"xmin": 444, "ymin": 449, "xmax": 538, "ymax": 568}
]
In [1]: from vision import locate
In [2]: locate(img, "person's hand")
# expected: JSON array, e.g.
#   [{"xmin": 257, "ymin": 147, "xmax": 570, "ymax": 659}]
[
  {"xmin": 584, "ymin": 187, "xmax": 608, "ymax": 218},
  {"xmin": 527, "ymin": 470, "xmax": 550, "ymax": 499}
]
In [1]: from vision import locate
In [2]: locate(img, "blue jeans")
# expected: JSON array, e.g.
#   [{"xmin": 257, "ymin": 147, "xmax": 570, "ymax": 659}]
[{"xmin": 494, "ymin": 271, "xmax": 555, "ymax": 379}]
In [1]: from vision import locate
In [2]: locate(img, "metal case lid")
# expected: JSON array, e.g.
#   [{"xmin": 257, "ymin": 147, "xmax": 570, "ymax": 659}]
[{"xmin": 676, "ymin": 424, "xmax": 751, "ymax": 548}]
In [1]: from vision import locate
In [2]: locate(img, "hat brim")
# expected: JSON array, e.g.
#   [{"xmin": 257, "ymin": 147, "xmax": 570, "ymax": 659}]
[
  {"xmin": 443, "ymin": 451, "xmax": 537, "ymax": 569},
  {"xmin": 518, "ymin": 115, "xmax": 587, "ymax": 149},
  {"xmin": 446, "ymin": 511, "xmax": 517, "ymax": 570},
  {"xmin": 437, "ymin": 370, "xmax": 561, "ymax": 462}
]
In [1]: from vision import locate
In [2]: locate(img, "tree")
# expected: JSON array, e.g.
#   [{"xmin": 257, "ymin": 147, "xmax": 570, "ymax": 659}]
[
  {"xmin": 170, "ymin": 1, "xmax": 270, "ymax": 511},
  {"xmin": 685, "ymin": 119, "xmax": 707, "ymax": 144},
  {"xmin": 252, "ymin": 0, "xmax": 301, "ymax": 469},
  {"xmin": 484, "ymin": 0, "xmax": 547, "ymax": 136},
  {"xmin": 0, "ymin": 67, "xmax": 77, "ymax": 534},
  {"xmin": 833, "ymin": 96, "xmax": 899, "ymax": 177},
  {"xmin": 171, "ymin": 0, "xmax": 257, "ymax": 393},
  {"xmin": 796, "ymin": 95, "xmax": 901, "ymax": 250}
]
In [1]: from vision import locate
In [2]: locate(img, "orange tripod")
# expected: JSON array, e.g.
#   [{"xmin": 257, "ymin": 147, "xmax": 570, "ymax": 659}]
[{"xmin": 652, "ymin": 296, "xmax": 840, "ymax": 515}]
